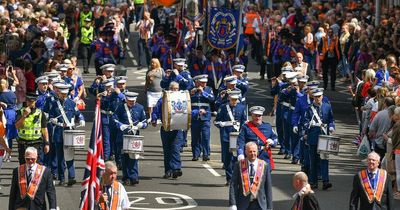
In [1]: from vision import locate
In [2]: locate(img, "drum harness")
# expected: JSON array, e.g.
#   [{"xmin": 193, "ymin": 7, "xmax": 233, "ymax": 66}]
[
  {"xmin": 211, "ymin": 62, "xmax": 222, "ymax": 90},
  {"xmin": 310, "ymin": 105, "xmax": 327, "ymax": 135},
  {"xmin": 124, "ymin": 103, "xmax": 138, "ymax": 134},
  {"xmin": 56, "ymin": 100, "xmax": 74, "ymax": 130},
  {"xmin": 214, "ymin": 105, "xmax": 239, "ymax": 131}
]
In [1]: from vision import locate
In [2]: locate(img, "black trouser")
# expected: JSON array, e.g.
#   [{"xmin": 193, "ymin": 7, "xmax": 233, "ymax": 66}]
[
  {"xmin": 79, "ymin": 43, "xmax": 92, "ymax": 72},
  {"xmin": 273, "ymin": 62, "xmax": 283, "ymax": 78},
  {"xmin": 253, "ymin": 33, "xmax": 262, "ymax": 65},
  {"xmin": 322, "ymin": 57, "xmax": 338, "ymax": 89},
  {"xmin": 95, "ymin": 59, "xmax": 102, "ymax": 76},
  {"xmin": 260, "ymin": 59, "xmax": 274, "ymax": 79},
  {"xmin": 18, "ymin": 139, "xmax": 43, "ymax": 164}
]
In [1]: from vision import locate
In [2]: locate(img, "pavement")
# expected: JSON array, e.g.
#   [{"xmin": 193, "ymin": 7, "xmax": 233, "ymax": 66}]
[{"xmin": 1, "ymin": 29, "xmax": 400, "ymax": 210}]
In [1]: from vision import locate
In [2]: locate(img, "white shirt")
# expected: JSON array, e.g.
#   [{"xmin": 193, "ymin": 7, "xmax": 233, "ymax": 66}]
[
  {"xmin": 248, "ymin": 159, "xmax": 258, "ymax": 176},
  {"xmin": 104, "ymin": 182, "xmax": 129, "ymax": 210},
  {"xmin": 26, "ymin": 163, "xmax": 38, "ymax": 180}
]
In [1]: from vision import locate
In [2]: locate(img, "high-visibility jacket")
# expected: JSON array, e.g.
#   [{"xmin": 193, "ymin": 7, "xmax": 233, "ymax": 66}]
[
  {"xmin": 18, "ymin": 108, "xmax": 42, "ymax": 140},
  {"xmin": 134, "ymin": 0, "xmax": 144, "ymax": 4},
  {"xmin": 244, "ymin": 12, "xmax": 257, "ymax": 35},
  {"xmin": 81, "ymin": 27, "xmax": 94, "ymax": 45},
  {"xmin": 80, "ymin": 11, "xmax": 93, "ymax": 28},
  {"xmin": 320, "ymin": 36, "xmax": 340, "ymax": 61}
]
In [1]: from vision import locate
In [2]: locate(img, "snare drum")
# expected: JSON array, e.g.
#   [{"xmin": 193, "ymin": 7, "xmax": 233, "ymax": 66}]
[
  {"xmin": 229, "ymin": 132, "xmax": 239, "ymax": 153},
  {"xmin": 122, "ymin": 135, "xmax": 144, "ymax": 159},
  {"xmin": 317, "ymin": 135, "xmax": 340, "ymax": 155},
  {"xmin": 63, "ymin": 130, "xmax": 85, "ymax": 148},
  {"xmin": 162, "ymin": 90, "xmax": 191, "ymax": 131}
]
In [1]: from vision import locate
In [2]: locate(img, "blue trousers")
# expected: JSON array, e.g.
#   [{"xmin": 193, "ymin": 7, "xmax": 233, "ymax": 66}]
[
  {"xmin": 115, "ymin": 133, "xmax": 124, "ymax": 166},
  {"xmin": 54, "ymin": 142, "xmax": 75, "ymax": 181},
  {"xmin": 309, "ymin": 144, "xmax": 329, "ymax": 185},
  {"xmin": 275, "ymin": 105, "xmax": 287, "ymax": 153},
  {"xmin": 109, "ymin": 121, "xmax": 118, "ymax": 159},
  {"xmin": 122, "ymin": 154, "xmax": 139, "ymax": 181},
  {"xmin": 161, "ymin": 128, "xmax": 182, "ymax": 174},
  {"xmin": 191, "ymin": 120, "xmax": 211, "ymax": 158},
  {"xmin": 102, "ymin": 124, "xmax": 111, "ymax": 160},
  {"xmin": 283, "ymin": 110, "xmax": 292, "ymax": 155},
  {"xmin": 291, "ymin": 132, "xmax": 300, "ymax": 161},
  {"xmin": 300, "ymin": 139, "xmax": 310, "ymax": 172},
  {"xmin": 221, "ymin": 141, "xmax": 234, "ymax": 181}
]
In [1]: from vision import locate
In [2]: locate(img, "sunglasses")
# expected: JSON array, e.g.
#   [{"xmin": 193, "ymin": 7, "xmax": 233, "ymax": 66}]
[{"xmin": 25, "ymin": 158, "xmax": 36, "ymax": 161}]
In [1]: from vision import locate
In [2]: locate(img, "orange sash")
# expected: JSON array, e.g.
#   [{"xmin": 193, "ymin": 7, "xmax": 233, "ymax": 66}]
[
  {"xmin": 18, "ymin": 164, "xmax": 45, "ymax": 200},
  {"xmin": 359, "ymin": 169, "xmax": 387, "ymax": 203},
  {"xmin": 239, "ymin": 159, "xmax": 266, "ymax": 198},
  {"xmin": 110, "ymin": 181, "xmax": 120, "ymax": 210}
]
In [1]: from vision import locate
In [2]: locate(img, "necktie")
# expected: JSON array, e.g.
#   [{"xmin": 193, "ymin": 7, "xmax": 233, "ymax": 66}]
[
  {"xmin": 106, "ymin": 186, "xmax": 111, "ymax": 204},
  {"xmin": 369, "ymin": 173, "xmax": 375, "ymax": 190},
  {"xmin": 28, "ymin": 168, "xmax": 33, "ymax": 183},
  {"xmin": 250, "ymin": 163, "xmax": 255, "ymax": 184}
]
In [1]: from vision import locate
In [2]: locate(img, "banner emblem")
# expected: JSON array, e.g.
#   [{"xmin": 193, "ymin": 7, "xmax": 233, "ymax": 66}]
[{"xmin": 208, "ymin": 8, "xmax": 239, "ymax": 50}]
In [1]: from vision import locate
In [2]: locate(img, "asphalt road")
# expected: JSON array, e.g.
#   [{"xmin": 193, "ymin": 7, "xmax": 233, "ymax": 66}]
[{"xmin": 1, "ymin": 30, "xmax": 399, "ymax": 210}]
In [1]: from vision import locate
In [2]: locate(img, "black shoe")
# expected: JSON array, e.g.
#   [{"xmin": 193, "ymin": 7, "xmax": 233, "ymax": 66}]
[
  {"xmin": 58, "ymin": 180, "xmax": 65, "ymax": 186},
  {"xmin": 137, "ymin": 66, "xmax": 142, "ymax": 70},
  {"xmin": 83, "ymin": 70, "xmax": 89, "ymax": 74},
  {"xmin": 277, "ymin": 151, "xmax": 284, "ymax": 155},
  {"xmin": 311, "ymin": 184, "xmax": 318, "ymax": 189},
  {"xmin": 192, "ymin": 157, "xmax": 199, "ymax": 161},
  {"xmin": 322, "ymin": 182, "xmax": 332, "ymax": 190},
  {"xmin": 284, "ymin": 154, "xmax": 291, "ymax": 159},
  {"xmin": 52, "ymin": 175, "xmax": 57, "ymax": 180},
  {"xmin": 117, "ymin": 164, "xmax": 122, "ymax": 170},
  {"xmin": 67, "ymin": 179, "xmax": 76, "ymax": 186},
  {"xmin": 291, "ymin": 159, "xmax": 299, "ymax": 164},
  {"xmin": 318, "ymin": 176, "xmax": 322, "ymax": 181},
  {"xmin": 221, "ymin": 165, "xmax": 225, "ymax": 169},
  {"xmin": 131, "ymin": 180, "xmax": 139, "ymax": 185},
  {"xmin": 163, "ymin": 173, "xmax": 171, "ymax": 179},
  {"xmin": 172, "ymin": 170, "xmax": 182, "ymax": 179},
  {"xmin": 225, "ymin": 181, "xmax": 230, "ymax": 186},
  {"xmin": 123, "ymin": 180, "xmax": 131, "ymax": 186},
  {"xmin": 203, "ymin": 156, "xmax": 210, "ymax": 161},
  {"xmin": 180, "ymin": 148, "xmax": 183, "ymax": 153},
  {"xmin": 183, "ymin": 144, "xmax": 188, "ymax": 147},
  {"xmin": 260, "ymin": 76, "xmax": 265, "ymax": 80}
]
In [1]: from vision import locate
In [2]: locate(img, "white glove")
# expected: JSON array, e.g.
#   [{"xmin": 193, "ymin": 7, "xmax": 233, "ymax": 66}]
[
  {"xmin": 267, "ymin": 139, "xmax": 274, "ymax": 145},
  {"xmin": 50, "ymin": 118, "xmax": 58, "ymax": 124},
  {"xmin": 235, "ymin": 57, "xmax": 240, "ymax": 63},
  {"xmin": 329, "ymin": 127, "xmax": 335, "ymax": 133},
  {"xmin": 79, "ymin": 120, "xmax": 85, "ymax": 127},
  {"xmin": 137, "ymin": 122, "xmax": 143, "ymax": 129},
  {"xmin": 293, "ymin": 126, "xmax": 298, "ymax": 133},
  {"xmin": 219, "ymin": 122, "xmax": 227, "ymax": 127},
  {"xmin": 129, "ymin": 125, "xmax": 139, "ymax": 131},
  {"xmin": 229, "ymin": 205, "xmax": 237, "ymax": 210},
  {"xmin": 313, "ymin": 122, "xmax": 321, "ymax": 127},
  {"xmin": 218, "ymin": 58, "xmax": 222, "ymax": 63},
  {"xmin": 237, "ymin": 154, "xmax": 245, "ymax": 161},
  {"xmin": 120, "ymin": 124, "xmax": 129, "ymax": 131}
]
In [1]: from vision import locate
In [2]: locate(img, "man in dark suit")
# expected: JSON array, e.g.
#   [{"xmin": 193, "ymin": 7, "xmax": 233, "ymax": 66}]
[
  {"xmin": 229, "ymin": 141, "xmax": 273, "ymax": 210},
  {"xmin": 292, "ymin": 171, "xmax": 320, "ymax": 210},
  {"xmin": 349, "ymin": 151, "xmax": 393, "ymax": 210},
  {"xmin": 9, "ymin": 146, "xmax": 57, "ymax": 210}
]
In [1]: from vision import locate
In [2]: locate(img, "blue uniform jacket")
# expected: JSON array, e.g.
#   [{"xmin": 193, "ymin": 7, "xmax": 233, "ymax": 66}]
[
  {"xmin": 190, "ymin": 86, "xmax": 215, "ymax": 121},
  {"xmin": 304, "ymin": 102, "xmax": 335, "ymax": 145},
  {"xmin": 215, "ymin": 87, "xmax": 243, "ymax": 109},
  {"xmin": 88, "ymin": 77, "xmax": 114, "ymax": 96},
  {"xmin": 292, "ymin": 94, "xmax": 330, "ymax": 131},
  {"xmin": 36, "ymin": 90, "xmax": 52, "ymax": 110},
  {"xmin": 99, "ymin": 92, "xmax": 125, "ymax": 125},
  {"xmin": 188, "ymin": 55, "xmax": 207, "ymax": 77},
  {"xmin": 237, "ymin": 122, "xmax": 278, "ymax": 158},
  {"xmin": 91, "ymin": 39, "xmax": 105, "ymax": 61},
  {"xmin": 215, "ymin": 103, "xmax": 247, "ymax": 141},
  {"xmin": 160, "ymin": 70, "xmax": 193, "ymax": 91},
  {"xmin": 113, "ymin": 102, "xmax": 147, "ymax": 132}
]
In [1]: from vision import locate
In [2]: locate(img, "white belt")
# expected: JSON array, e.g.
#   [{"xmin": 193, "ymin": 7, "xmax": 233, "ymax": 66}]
[
  {"xmin": 281, "ymin": 102, "xmax": 295, "ymax": 111},
  {"xmin": 241, "ymin": 97, "xmax": 246, "ymax": 102},
  {"xmin": 192, "ymin": 103, "xmax": 210, "ymax": 107},
  {"xmin": 101, "ymin": 110, "xmax": 113, "ymax": 115}
]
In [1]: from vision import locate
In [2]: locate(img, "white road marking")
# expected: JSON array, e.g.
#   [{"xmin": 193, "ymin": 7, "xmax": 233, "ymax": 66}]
[
  {"xmin": 202, "ymin": 164, "xmax": 221, "ymax": 177},
  {"xmin": 128, "ymin": 51, "xmax": 134, "ymax": 58}
]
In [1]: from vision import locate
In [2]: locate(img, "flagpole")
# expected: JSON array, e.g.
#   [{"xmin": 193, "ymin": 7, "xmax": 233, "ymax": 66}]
[{"xmin": 235, "ymin": 0, "xmax": 244, "ymax": 57}]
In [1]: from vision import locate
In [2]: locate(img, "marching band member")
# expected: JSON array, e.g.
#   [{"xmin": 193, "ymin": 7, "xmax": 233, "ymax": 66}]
[
  {"xmin": 151, "ymin": 82, "xmax": 184, "ymax": 179},
  {"xmin": 206, "ymin": 50, "xmax": 228, "ymax": 105},
  {"xmin": 215, "ymin": 90, "xmax": 247, "ymax": 185},
  {"xmin": 280, "ymin": 72, "xmax": 301, "ymax": 161},
  {"xmin": 89, "ymin": 64, "xmax": 116, "ymax": 96},
  {"xmin": 113, "ymin": 92, "xmax": 147, "ymax": 185},
  {"xmin": 190, "ymin": 74, "xmax": 215, "ymax": 161},
  {"xmin": 110, "ymin": 76, "xmax": 128, "ymax": 165},
  {"xmin": 237, "ymin": 106, "xmax": 277, "ymax": 171},
  {"xmin": 45, "ymin": 82, "xmax": 85, "ymax": 186},
  {"xmin": 91, "ymin": 30, "xmax": 107, "ymax": 75},
  {"xmin": 188, "ymin": 45, "xmax": 207, "ymax": 77},
  {"xmin": 303, "ymin": 88, "xmax": 334, "ymax": 190},
  {"xmin": 35, "ymin": 76, "xmax": 51, "ymax": 111},
  {"xmin": 161, "ymin": 58, "xmax": 193, "ymax": 91},
  {"xmin": 96, "ymin": 78, "xmax": 125, "ymax": 161},
  {"xmin": 232, "ymin": 65, "xmax": 249, "ymax": 104},
  {"xmin": 271, "ymin": 65, "xmax": 291, "ymax": 155},
  {"xmin": 216, "ymin": 76, "xmax": 242, "ymax": 109}
]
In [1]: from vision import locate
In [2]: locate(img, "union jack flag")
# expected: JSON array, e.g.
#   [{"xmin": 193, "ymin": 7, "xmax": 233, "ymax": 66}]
[{"xmin": 79, "ymin": 100, "xmax": 105, "ymax": 210}]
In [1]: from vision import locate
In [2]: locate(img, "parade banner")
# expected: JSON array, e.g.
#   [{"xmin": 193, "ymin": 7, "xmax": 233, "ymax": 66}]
[
  {"xmin": 207, "ymin": 7, "xmax": 240, "ymax": 50},
  {"xmin": 153, "ymin": 0, "xmax": 178, "ymax": 7}
]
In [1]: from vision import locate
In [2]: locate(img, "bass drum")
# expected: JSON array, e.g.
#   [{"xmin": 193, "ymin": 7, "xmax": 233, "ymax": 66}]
[{"xmin": 162, "ymin": 90, "xmax": 191, "ymax": 131}]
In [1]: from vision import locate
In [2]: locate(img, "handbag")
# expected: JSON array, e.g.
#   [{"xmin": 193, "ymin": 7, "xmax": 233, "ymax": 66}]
[{"xmin": 357, "ymin": 135, "xmax": 371, "ymax": 159}]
